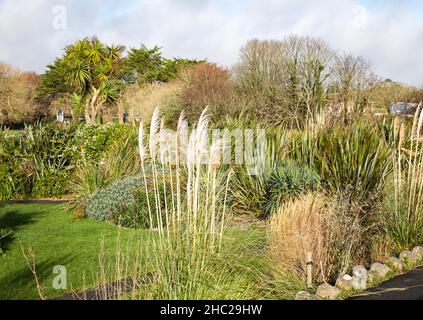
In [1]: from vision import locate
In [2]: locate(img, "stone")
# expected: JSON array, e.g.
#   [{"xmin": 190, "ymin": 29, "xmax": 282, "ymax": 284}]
[
  {"xmin": 412, "ymin": 246, "xmax": 423, "ymax": 261},
  {"xmin": 400, "ymin": 250, "xmax": 420, "ymax": 264},
  {"xmin": 295, "ymin": 291, "xmax": 317, "ymax": 300},
  {"xmin": 352, "ymin": 265, "xmax": 367, "ymax": 290},
  {"xmin": 370, "ymin": 262, "xmax": 391, "ymax": 278},
  {"xmin": 399, "ymin": 250, "xmax": 413, "ymax": 262},
  {"xmin": 389, "ymin": 102, "xmax": 418, "ymax": 116},
  {"xmin": 316, "ymin": 283, "xmax": 341, "ymax": 300},
  {"xmin": 388, "ymin": 257, "xmax": 404, "ymax": 271},
  {"xmin": 409, "ymin": 252, "xmax": 421, "ymax": 264},
  {"xmin": 335, "ymin": 274, "xmax": 353, "ymax": 290}
]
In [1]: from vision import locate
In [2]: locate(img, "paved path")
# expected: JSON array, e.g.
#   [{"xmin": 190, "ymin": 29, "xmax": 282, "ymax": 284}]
[
  {"xmin": 55, "ymin": 273, "xmax": 154, "ymax": 300},
  {"xmin": 349, "ymin": 266, "xmax": 423, "ymax": 300},
  {"xmin": 0, "ymin": 199, "xmax": 71, "ymax": 205}
]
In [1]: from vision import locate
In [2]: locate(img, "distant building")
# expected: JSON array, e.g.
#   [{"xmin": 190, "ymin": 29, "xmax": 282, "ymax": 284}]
[{"xmin": 389, "ymin": 102, "xmax": 418, "ymax": 116}]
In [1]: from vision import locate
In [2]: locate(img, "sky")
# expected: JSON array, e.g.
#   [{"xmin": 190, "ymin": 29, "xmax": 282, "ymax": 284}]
[{"xmin": 0, "ymin": 0, "xmax": 422, "ymax": 86}]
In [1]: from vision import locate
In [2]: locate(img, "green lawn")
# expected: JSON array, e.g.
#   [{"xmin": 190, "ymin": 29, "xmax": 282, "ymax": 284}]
[
  {"xmin": 0, "ymin": 204, "xmax": 150, "ymax": 300},
  {"xmin": 0, "ymin": 204, "xmax": 270, "ymax": 300},
  {"xmin": 4, "ymin": 129, "xmax": 24, "ymax": 136}
]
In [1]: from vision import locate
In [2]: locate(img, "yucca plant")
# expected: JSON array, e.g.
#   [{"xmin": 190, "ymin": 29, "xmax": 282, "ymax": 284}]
[
  {"xmin": 231, "ymin": 129, "xmax": 282, "ymax": 218},
  {"xmin": 382, "ymin": 104, "xmax": 423, "ymax": 253},
  {"xmin": 231, "ymin": 125, "xmax": 320, "ymax": 218},
  {"xmin": 263, "ymin": 162, "xmax": 321, "ymax": 217}
]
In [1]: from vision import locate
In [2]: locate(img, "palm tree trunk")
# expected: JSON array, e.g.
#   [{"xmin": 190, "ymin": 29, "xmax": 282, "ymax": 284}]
[
  {"xmin": 85, "ymin": 87, "xmax": 101, "ymax": 123},
  {"xmin": 84, "ymin": 101, "xmax": 91, "ymax": 123}
]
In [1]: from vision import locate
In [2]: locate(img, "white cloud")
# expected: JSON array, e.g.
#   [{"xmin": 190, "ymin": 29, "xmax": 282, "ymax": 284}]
[
  {"xmin": 0, "ymin": 0, "xmax": 422, "ymax": 86},
  {"xmin": 353, "ymin": 5, "xmax": 369, "ymax": 30}
]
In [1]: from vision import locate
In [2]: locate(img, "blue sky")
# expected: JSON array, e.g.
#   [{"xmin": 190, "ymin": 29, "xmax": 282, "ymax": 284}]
[{"xmin": 0, "ymin": 0, "xmax": 422, "ymax": 86}]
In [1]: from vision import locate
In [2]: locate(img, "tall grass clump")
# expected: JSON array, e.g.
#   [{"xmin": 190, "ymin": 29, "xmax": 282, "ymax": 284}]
[
  {"xmin": 269, "ymin": 193, "xmax": 372, "ymax": 284},
  {"xmin": 381, "ymin": 104, "xmax": 423, "ymax": 253},
  {"xmin": 134, "ymin": 107, "xmax": 248, "ymax": 299},
  {"xmin": 122, "ymin": 81, "xmax": 183, "ymax": 125}
]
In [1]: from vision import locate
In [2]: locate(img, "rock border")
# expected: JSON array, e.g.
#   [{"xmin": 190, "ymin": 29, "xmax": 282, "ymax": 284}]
[{"xmin": 295, "ymin": 246, "xmax": 423, "ymax": 300}]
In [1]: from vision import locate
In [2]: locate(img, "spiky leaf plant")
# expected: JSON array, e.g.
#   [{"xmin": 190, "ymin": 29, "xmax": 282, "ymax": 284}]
[
  {"xmin": 263, "ymin": 161, "xmax": 321, "ymax": 216},
  {"xmin": 291, "ymin": 120, "xmax": 391, "ymax": 198}
]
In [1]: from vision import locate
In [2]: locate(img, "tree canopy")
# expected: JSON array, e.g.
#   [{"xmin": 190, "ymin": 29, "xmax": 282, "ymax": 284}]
[{"xmin": 38, "ymin": 37, "xmax": 202, "ymax": 123}]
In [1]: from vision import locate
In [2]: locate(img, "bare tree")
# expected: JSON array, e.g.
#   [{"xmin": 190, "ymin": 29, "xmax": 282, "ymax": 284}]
[
  {"xmin": 332, "ymin": 53, "xmax": 374, "ymax": 107},
  {"xmin": 0, "ymin": 61, "xmax": 40, "ymax": 126},
  {"xmin": 233, "ymin": 36, "xmax": 336, "ymax": 127},
  {"xmin": 233, "ymin": 39, "xmax": 286, "ymax": 96},
  {"xmin": 290, "ymin": 36, "xmax": 334, "ymax": 122}
]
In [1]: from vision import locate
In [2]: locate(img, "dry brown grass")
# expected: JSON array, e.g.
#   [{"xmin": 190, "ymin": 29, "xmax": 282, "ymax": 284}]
[
  {"xmin": 120, "ymin": 81, "xmax": 183, "ymax": 124},
  {"xmin": 269, "ymin": 193, "xmax": 327, "ymax": 283},
  {"xmin": 269, "ymin": 192, "xmax": 372, "ymax": 284},
  {"xmin": 370, "ymin": 235, "xmax": 393, "ymax": 263}
]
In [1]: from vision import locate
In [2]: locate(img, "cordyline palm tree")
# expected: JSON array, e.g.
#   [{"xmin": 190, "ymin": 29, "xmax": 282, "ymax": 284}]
[{"xmin": 64, "ymin": 37, "xmax": 125, "ymax": 123}]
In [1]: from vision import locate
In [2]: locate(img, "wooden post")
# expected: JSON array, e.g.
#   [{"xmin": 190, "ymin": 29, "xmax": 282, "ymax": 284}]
[{"xmin": 306, "ymin": 252, "xmax": 313, "ymax": 288}]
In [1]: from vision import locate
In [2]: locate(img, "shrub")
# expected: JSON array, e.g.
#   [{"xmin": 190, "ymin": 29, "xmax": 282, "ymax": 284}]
[
  {"xmin": 0, "ymin": 121, "xmax": 76, "ymax": 199},
  {"xmin": 0, "ymin": 62, "xmax": 41, "ymax": 127},
  {"xmin": 181, "ymin": 62, "xmax": 235, "ymax": 123},
  {"xmin": 121, "ymin": 81, "xmax": 183, "ymax": 126},
  {"xmin": 23, "ymin": 122, "xmax": 75, "ymax": 197},
  {"xmin": 71, "ymin": 128, "xmax": 141, "ymax": 209},
  {"xmin": 32, "ymin": 168, "xmax": 71, "ymax": 197},
  {"xmin": 1, "ymin": 131, "xmax": 27, "ymax": 200},
  {"xmin": 0, "ymin": 121, "xmax": 135, "ymax": 200},
  {"xmin": 84, "ymin": 175, "xmax": 144, "ymax": 222},
  {"xmin": 69, "ymin": 122, "xmax": 125, "ymax": 165},
  {"xmin": 0, "ymin": 163, "xmax": 15, "ymax": 200},
  {"xmin": 84, "ymin": 174, "xmax": 164, "ymax": 229}
]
